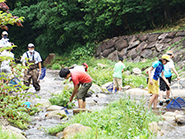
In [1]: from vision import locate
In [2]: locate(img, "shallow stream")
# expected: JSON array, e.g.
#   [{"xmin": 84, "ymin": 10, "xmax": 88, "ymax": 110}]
[{"xmin": 24, "ymin": 70, "xmax": 185, "ymax": 139}]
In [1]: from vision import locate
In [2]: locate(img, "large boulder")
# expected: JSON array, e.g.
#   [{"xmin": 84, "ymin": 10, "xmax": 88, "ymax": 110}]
[
  {"xmin": 115, "ymin": 39, "xmax": 128, "ymax": 51},
  {"xmin": 140, "ymin": 49, "xmax": 153, "ymax": 58},
  {"xmin": 90, "ymin": 84, "xmax": 103, "ymax": 93},
  {"xmin": 102, "ymin": 47, "xmax": 115, "ymax": 57},
  {"xmin": 107, "ymin": 50, "xmax": 118, "ymax": 61},
  {"xmin": 43, "ymin": 53, "xmax": 56, "ymax": 67},
  {"xmin": 62, "ymin": 123, "xmax": 91, "ymax": 139},
  {"xmin": 45, "ymin": 110, "xmax": 67, "ymax": 120},
  {"xmin": 148, "ymin": 34, "xmax": 160, "ymax": 42}
]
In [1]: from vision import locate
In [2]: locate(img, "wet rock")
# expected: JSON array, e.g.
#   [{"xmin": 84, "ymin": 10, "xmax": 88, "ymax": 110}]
[
  {"xmin": 90, "ymin": 84, "xmax": 103, "ymax": 93},
  {"xmin": 62, "ymin": 123, "xmax": 91, "ymax": 139},
  {"xmin": 45, "ymin": 110, "xmax": 67, "ymax": 120},
  {"xmin": 148, "ymin": 122, "xmax": 160, "ymax": 133},
  {"xmin": 132, "ymin": 68, "xmax": 141, "ymax": 75},
  {"xmin": 47, "ymin": 105, "xmax": 64, "ymax": 111},
  {"xmin": 1, "ymin": 125, "xmax": 26, "ymax": 139},
  {"xmin": 86, "ymin": 91, "xmax": 93, "ymax": 97},
  {"xmin": 37, "ymin": 99, "xmax": 51, "ymax": 109},
  {"xmin": 73, "ymin": 109, "xmax": 92, "ymax": 115}
]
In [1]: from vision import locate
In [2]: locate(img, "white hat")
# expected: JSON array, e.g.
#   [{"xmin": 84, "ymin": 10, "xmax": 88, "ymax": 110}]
[
  {"xmin": 2, "ymin": 31, "xmax": 8, "ymax": 35},
  {"xmin": 28, "ymin": 43, "xmax": 35, "ymax": 48}
]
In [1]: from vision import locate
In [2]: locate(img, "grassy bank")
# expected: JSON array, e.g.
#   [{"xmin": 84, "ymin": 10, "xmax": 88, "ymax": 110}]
[{"xmin": 48, "ymin": 97, "xmax": 159, "ymax": 138}]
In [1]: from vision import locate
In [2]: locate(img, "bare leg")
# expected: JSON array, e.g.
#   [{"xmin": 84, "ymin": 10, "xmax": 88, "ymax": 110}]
[
  {"xmin": 166, "ymin": 90, "xmax": 170, "ymax": 99},
  {"xmin": 159, "ymin": 91, "xmax": 164, "ymax": 101},
  {"xmin": 78, "ymin": 99, "xmax": 85, "ymax": 108},
  {"xmin": 153, "ymin": 94, "xmax": 158, "ymax": 109},
  {"xmin": 148, "ymin": 94, "xmax": 155, "ymax": 108},
  {"xmin": 112, "ymin": 87, "xmax": 116, "ymax": 93}
]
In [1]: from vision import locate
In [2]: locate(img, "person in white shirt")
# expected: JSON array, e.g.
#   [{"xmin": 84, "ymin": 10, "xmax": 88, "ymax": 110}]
[
  {"xmin": 21, "ymin": 43, "xmax": 42, "ymax": 92},
  {"xmin": 159, "ymin": 51, "xmax": 180, "ymax": 105},
  {"xmin": 0, "ymin": 31, "xmax": 11, "ymax": 49}
]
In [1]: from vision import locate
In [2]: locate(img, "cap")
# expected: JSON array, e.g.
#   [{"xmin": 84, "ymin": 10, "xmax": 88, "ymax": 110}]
[
  {"xmin": 162, "ymin": 54, "xmax": 170, "ymax": 62},
  {"xmin": 28, "ymin": 43, "xmax": 35, "ymax": 48},
  {"xmin": 82, "ymin": 63, "xmax": 88, "ymax": 72},
  {"xmin": 166, "ymin": 51, "xmax": 173, "ymax": 56},
  {"xmin": 2, "ymin": 31, "xmax": 8, "ymax": 35}
]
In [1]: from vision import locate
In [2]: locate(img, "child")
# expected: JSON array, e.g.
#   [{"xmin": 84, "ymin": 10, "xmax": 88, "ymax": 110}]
[
  {"xmin": 112, "ymin": 57, "xmax": 125, "ymax": 93},
  {"xmin": 148, "ymin": 54, "xmax": 170, "ymax": 109},
  {"xmin": 159, "ymin": 51, "xmax": 180, "ymax": 105},
  {"xmin": 59, "ymin": 68, "xmax": 92, "ymax": 108}
]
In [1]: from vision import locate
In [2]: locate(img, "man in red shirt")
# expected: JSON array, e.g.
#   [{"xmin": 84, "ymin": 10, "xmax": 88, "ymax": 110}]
[{"xmin": 59, "ymin": 68, "xmax": 92, "ymax": 108}]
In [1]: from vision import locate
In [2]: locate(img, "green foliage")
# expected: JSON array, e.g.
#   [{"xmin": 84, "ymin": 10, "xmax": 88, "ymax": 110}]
[
  {"xmin": 49, "ymin": 87, "xmax": 75, "ymax": 108},
  {"xmin": 51, "ymin": 63, "xmax": 61, "ymax": 70},
  {"xmin": 0, "ymin": 47, "xmax": 41, "ymax": 129},
  {"xmin": 48, "ymin": 97, "xmax": 159, "ymax": 138},
  {"xmin": 8, "ymin": 0, "xmax": 185, "ymax": 60}
]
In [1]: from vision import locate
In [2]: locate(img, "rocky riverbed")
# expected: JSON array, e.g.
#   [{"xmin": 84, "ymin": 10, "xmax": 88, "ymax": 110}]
[{"xmin": 2, "ymin": 69, "xmax": 185, "ymax": 139}]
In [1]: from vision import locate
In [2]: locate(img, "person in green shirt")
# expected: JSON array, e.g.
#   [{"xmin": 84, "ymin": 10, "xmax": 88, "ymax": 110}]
[{"xmin": 112, "ymin": 57, "xmax": 125, "ymax": 93}]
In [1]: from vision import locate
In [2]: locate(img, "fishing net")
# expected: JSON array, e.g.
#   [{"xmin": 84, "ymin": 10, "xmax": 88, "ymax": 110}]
[{"xmin": 166, "ymin": 99, "xmax": 182, "ymax": 109}]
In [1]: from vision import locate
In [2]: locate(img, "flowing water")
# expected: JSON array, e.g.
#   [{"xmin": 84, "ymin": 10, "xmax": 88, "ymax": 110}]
[{"xmin": 24, "ymin": 69, "xmax": 185, "ymax": 139}]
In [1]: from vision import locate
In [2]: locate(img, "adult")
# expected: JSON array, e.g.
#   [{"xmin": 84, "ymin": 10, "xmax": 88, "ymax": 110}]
[
  {"xmin": 21, "ymin": 43, "xmax": 42, "ymax": 92},
  {"xmin": 112, "ymin": 57, "xmax": 125, "ymax": 93},
  {"xmin": 0, "ymin": 48, "xmax": 14, "ymax": 84},
  {"xmin": 0, "ymin": 31, "xmax": 11, "ymax": 49},
  {"xmin": 59, "ymin": 68, "xmax": 92, "ymax": 108},
  {"xmin": 159, "ymin": 51, "xmax": 180, "ymax": 105}
]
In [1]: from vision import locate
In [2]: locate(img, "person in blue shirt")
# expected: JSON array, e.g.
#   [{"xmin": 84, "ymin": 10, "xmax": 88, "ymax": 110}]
[
  {"xmin": 159, "ymin": 51, "xmax": 180, "ymax": 105},
  {"xmin": 148, "ymin": 54, "xmax": 170, "ymax": 109}
]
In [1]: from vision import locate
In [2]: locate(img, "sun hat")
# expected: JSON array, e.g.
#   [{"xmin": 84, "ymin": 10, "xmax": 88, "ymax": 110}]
[
  {"xmin": 28, "ymin": 43, "xmax": 35, "ymax": 48},
  {"xmin": 162, "ymin": 54, "xmax": 170, "ymax": 62},
  {"xmin": 82, "ymin": 63, "xmax": 88, "ymax": 72},
  {"xmin": 2, "ymin": 31, "xmax": 8, "ymax": 35}
]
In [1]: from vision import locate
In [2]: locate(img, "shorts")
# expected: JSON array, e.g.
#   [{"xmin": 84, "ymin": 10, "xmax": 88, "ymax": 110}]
[
  {"xmin": 148, "ymin": 78, "xmax": 159, "ymax": 94},
  {"xmin": 160, "ymin": 76, "xmax": 171, "ymax": 91},
  {"xmin": 76, "ymin": 81, "xmax": 92, "ymax": 101},
  {"xmin": 113, "ymin": 77, "xmax": 122, "ymax": 88}
]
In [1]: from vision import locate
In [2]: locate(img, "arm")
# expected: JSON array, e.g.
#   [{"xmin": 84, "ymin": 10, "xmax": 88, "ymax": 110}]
[
  {"xmin": 69, "ymin": 84, "xmax": 79, "ymax": 102},
  {"xmin": 148, "ymin": 66, "xmax": 154, "ymax": 85},
  {"xmin": 38, "ymin": 62, "xmax": 42, "ymax": 75},
  {"xmin": 122, "ymin": 69, "xmax": 124, "ymax": 73},
  {"xmin": 171, "ymin": 67, "xmax": 180, "ymax": 80}
]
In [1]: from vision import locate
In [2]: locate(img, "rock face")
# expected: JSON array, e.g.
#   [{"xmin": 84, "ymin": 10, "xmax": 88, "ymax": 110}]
[{"xmin": 95, "ymin": 31, "xmax": 185, "ymax": 63}]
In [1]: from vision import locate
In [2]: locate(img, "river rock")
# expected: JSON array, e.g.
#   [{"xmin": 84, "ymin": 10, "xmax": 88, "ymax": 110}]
[
  {"xmin": 62, "ymin": 123, "xmax": 91, "ymax": 139},
  {"xmin": 122, "ymin": 85, "xmax": 131, "ymax": 90},
  {"xmin": 1, "ymin": 125, "xmax": 26, "ymax": 139},
  {"xmin": 148, "ymin": 122, "xmax": 160, "ymax": 133},
  {"xmin": 175, "ymin": 115, "xmax": 185, "ymax": 124},
  {"xmin": 37, "ymin": 99, "xmax": 51, "ymax": 109},
  {"xmin": 47, "ymin": 105, "xmax": 64, "ymax": 111},
  {"xmin": 132, "ymin": 68, "xmax": 141, "ymax": 75},
  {"xmin": 45, "ymin": 110, "xmax": 67, "ymax": 120},
  {"xmin": 125, "ymin": 88, "xmax": 148, "ymax": 96},
  {"xmin": 73, "ymin": 108, "xmax": 92, "ymax": 115},
  {"xmin": 90, "ymin": 84, "xmax": 103, "ymax": 93}
]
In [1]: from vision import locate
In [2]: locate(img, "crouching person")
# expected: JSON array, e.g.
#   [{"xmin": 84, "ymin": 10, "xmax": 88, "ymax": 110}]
[{"xmin": 59, "ymin": 68, "xmax": 92, "ymax": 108}]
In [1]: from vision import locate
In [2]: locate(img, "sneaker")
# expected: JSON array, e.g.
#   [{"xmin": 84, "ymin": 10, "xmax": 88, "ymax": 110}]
[
  {"xmin": 159, "ymin": 101, "xmax": 163, "ymax": 106},
  {"xmin": 166, "ymin": 99, "xmax": 170, "ymax": 104}
]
